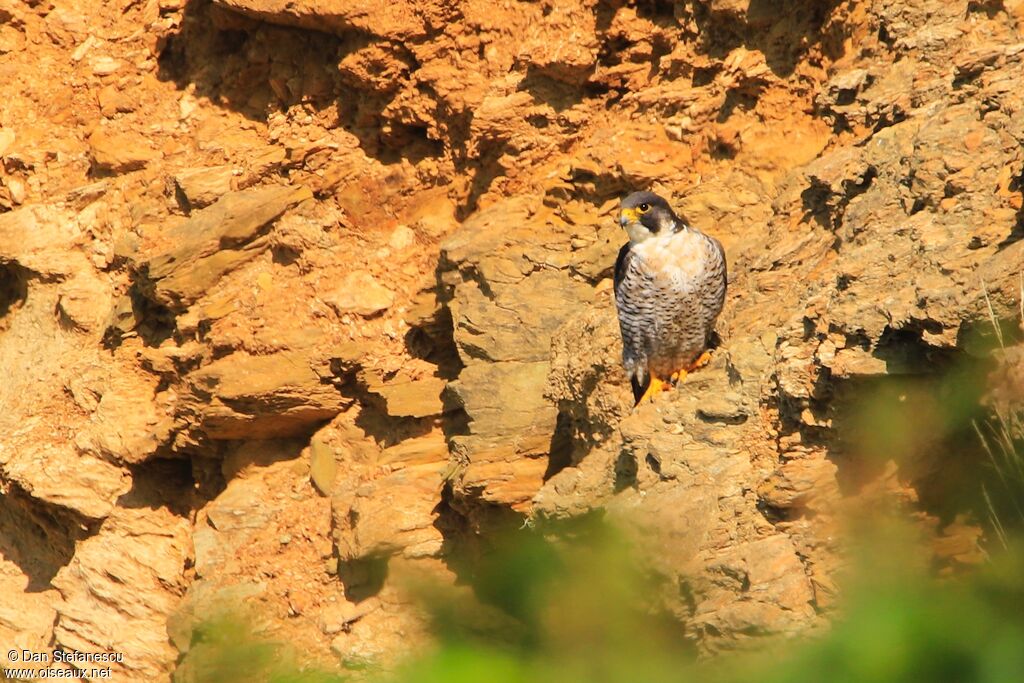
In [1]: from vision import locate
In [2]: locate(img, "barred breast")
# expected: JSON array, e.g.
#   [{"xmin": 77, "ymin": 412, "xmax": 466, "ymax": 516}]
[{"xmin": 614, "ymin": 227, "xmax": 726, "ymax": 384}]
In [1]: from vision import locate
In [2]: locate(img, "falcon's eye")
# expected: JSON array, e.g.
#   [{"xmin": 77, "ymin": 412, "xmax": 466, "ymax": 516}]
[{"xmin": 638, "ymin": 203, "xmax": 650, "ymax": 212}]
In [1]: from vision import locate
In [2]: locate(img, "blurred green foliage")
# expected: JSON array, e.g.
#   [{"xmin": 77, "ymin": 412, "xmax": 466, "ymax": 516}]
[
  {"xmin": 177, "ymin": 518, "xmax": 1024, "ymax": 683},
  {"xmin": 723, "ymin": 529, "xmax": 1024, "ymax": 683},
  {"xmin": 177, "ymin": 311, "xmax": 1024, "ymax": 683},
  {"xmin": 977, "ymin": 404, "xmax": 1024, "ymax": 546}
]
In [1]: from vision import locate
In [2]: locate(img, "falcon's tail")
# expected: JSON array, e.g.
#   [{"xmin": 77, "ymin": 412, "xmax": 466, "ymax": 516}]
[{"xmin": 631, "ymin": 376, "xmax": 646, "ymax": 404}]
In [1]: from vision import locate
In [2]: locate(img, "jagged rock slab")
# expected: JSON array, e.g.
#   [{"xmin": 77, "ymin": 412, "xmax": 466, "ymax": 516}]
[
  {"xmin": 333, "ymin": 464, "xmax": 446, "ymax": 561},
  {"xmin": 88, "ymin": 129, "xmax": 161, "ymax": 174},
  {"xmin": 448, "ymin": 269, "xmax": 595, "ymax": 363},
  {"xmin": 181, "ymin": 350, "xmax": 350, "ymax": 440},
  {"xmin": 138, "ymin": 184, "xmax": 312, "ymax": 312},
  {"xmin": 52, "ymin": 508, "xmax": 191, "ymax": 679},
  {"xmin": 0, "ymin": 443, "xmax": 130, "ymax": 521},
  {"xmin": 69, "ymin": 366, "xmax": 174, "ymax": 465},
  {"xmin": 0, "ymin": 203, "xmax": 116, "ymax": 333},
  {"xmin": 359, "ymin": 368, "xmax": 446, "ymax": 418},
  {"xmin": 690, "ymin": 534, "xmax": 817, "ymax": 645},
  {"xmin": 330, "ymin": 426, "xmax": 449, "ymax": 562},
  {"xmin": 439, "ymin": 197, "xmax": 616, "ymax": 512},
  {"xmin": 322, "ymin": 271, "xmax": 395, "ymax": 318},
  {"xmin": 0, "ymin": 509, "xmax": 61, "ymax": 675},
  {"xmin": 172, "ymin": 165, "xmax": 236, "ymax": 210},
  {"xmin": 55, "ymin": 271, "xmax": 114, "ymax": 333},
  {"xmin": 447, "ymin": 361, "xmax": 556, "ymax": 510},
  {"xmin": 0, "ymin": 204, "xmax": 87, "ymax": 277},
  {"xmin": 210, "ymin": 0, "xmax": 453, "ymax": 39}
]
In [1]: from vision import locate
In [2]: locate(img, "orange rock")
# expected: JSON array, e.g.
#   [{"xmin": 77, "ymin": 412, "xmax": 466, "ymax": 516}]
[{"xmin": 87, "ymin": 128, "xmax": 160, "ymax": 173}]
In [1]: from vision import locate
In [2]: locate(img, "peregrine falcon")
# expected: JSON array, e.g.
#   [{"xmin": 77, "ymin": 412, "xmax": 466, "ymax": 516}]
[{"xmin": 613, "ymin": 191, "xmax": 727, "ymax": 404}]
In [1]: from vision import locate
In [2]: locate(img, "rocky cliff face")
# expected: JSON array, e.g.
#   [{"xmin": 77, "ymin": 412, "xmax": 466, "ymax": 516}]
[{"xmin": 1, "ymin": 0, "xmax": 1022, "ymax": 677}]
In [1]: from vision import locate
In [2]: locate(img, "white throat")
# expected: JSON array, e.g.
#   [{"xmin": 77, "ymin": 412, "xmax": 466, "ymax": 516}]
[
  {"xmin": 625, "ymin": 223, "xmax": 651, "ymax": 244},
  {"xmin": 626, "ymin": 219, "xmax": 681, "ymax": 245}
]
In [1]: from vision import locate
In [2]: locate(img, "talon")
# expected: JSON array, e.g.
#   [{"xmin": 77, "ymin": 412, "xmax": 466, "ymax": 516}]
[
  {"xmin": 686, "ymin": 350, "xmax": 713, "ymax": 373},
  {"xmin": 637, "ymin": 376, "xmax": 668, "ymax": 404}
]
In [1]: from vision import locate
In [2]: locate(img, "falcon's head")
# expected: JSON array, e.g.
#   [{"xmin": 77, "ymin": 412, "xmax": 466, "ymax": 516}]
[{"xmin": 618, "ymin": 191, "xmax": 680, "ymax": 243}]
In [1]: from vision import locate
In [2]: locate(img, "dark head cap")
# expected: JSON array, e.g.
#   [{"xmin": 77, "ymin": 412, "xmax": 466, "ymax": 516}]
[
  {"xmin": 619, "ymin": 191, "xmax": 679, "ymax": 241},
  {"xmin": 620, "ymin": 191, "xmax": 672, "ymax": 213}
]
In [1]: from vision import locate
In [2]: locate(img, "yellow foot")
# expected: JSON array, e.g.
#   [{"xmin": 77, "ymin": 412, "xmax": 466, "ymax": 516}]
[
  {"xmin": 636, "ymin": 353, "xmax": 714, "ymax": 406},
  {"xmin": 686, "ymin": 349, "xmax": 713, "ymax": 373},
  {"xmin": 637, "ymin": 376, "xmax": 668, "ymax": 404}
]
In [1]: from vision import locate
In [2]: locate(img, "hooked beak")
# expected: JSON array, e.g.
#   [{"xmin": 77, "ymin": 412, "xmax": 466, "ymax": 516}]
[{"xmin": 619, "ymin": 207, "xmax": 639, "ymax": 228}]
